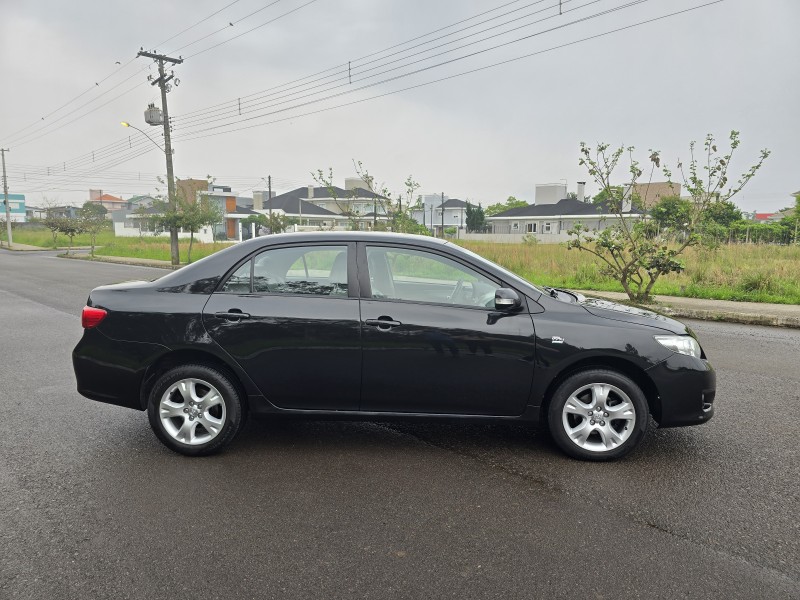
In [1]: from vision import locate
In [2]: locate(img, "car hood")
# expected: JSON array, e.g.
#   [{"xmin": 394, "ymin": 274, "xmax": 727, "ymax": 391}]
[{"xmin": 579, "ymin": 297, "xmax": 690, "ymax": 335}]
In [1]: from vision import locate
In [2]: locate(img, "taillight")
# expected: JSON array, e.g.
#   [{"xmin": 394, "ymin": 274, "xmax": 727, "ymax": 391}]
[{"xmin": 81, "ymin": 306, "xmax": 107, "ymax": 329}]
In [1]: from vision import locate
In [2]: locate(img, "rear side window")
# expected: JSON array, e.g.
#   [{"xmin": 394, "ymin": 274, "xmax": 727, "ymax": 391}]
[
  {"xmin": 220, "ymin": 261, "xmax": 252, "ymax": 293},
  {"xmin": 221, "ymin": 245, "xmax": 349, "ymax": 296}
]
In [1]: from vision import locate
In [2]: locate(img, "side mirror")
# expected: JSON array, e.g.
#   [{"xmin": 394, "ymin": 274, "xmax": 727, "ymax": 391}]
[{"xmin": 494, "ymin": 288, "xmax": 521, "ymax": 310}]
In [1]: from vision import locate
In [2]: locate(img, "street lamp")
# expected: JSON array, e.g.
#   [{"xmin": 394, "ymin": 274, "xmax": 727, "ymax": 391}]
[
  {"xmin": 121, "ymin": 121, "xmax": 165, "ymax": 153},
  {"xmin": 121, "ymin": 119, "xmax": 179, "ymax": 265}
]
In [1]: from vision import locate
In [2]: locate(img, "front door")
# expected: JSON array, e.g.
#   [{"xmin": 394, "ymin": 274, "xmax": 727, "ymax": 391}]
[
  {"xmin": 359, "ymin": 244, "xmax": 535, "ymax": 416},
  {"xmin": 203, "ymin": 243, "xmax": 361, "ymax": 410}
]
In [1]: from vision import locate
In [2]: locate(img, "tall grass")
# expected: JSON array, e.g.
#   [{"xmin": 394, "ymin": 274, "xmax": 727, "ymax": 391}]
[
  {"xmin": 94, "ymin": 238, "xmax": 229, "ymax": 262},
  {"xmin": 457, "ymin": 241, "xmax": 800, "ymax": 305}
]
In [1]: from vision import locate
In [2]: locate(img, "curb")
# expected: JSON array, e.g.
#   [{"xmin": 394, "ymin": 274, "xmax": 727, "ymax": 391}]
[
  {"xmin": 59, "ymin": 253, "xmax": 176, "ymax": 269},
  {"xmin": 655, "ymin": 306, "xmax": 800, "ymax": 329},
  {"xmin": 576, "ymin": 290, "xmax": 800, "ymax": 330}
]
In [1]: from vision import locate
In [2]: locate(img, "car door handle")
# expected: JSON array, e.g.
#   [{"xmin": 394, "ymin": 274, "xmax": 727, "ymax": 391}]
[
  {"xmin": 215, "ymin": 310, "xmax": 251, "ymax": 321},
  {"xmin": 365, "ymin": 318, "xmax": 402, "ymax": 329}
]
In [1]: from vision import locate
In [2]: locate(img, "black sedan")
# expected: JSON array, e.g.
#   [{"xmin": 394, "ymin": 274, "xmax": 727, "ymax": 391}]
[{"xmin": 73, "ymin": 232, "xmax": 715, "ymax": 460}]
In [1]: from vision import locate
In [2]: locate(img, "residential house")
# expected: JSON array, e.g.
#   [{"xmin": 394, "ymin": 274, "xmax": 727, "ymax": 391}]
[
  {"xmin": 423, "ymin": 198, "xmax": 468, "ymax": 236},
  {"xmin": 486, "ymin": 198, "xmax": 645, "ymax": 242},
  {"xmin": 199, "ymin": 185, "xmax": 259, "ymax": 241},
  {"xmin": 268, "ymin": 184, "xmax": 389, "ymax": 230},
  {"xmin": 88, "ymin": 190, "xmax": 128, "ymax": 214},
  {"xmin": 46, "ymin": 205, "xmax": 81, "ymax": 219},
  {"xmin": 25, "ymin": 205, "xmax": 47, "ymax": 220}
]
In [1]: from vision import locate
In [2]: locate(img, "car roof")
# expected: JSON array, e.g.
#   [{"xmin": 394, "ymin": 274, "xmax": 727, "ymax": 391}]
[{"xmin": 245, "ymin": 230, "xmax": 451, "ymax": 247}]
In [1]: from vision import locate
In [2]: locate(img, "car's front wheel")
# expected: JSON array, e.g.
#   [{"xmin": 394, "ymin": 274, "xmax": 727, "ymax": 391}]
[
  {"xmin": 547, "ymin": 369, "xmax": 649, "ymax": 461},
  {"xmin": 147, "ymin": 364, "xmax": 245, "ymax": 456}
]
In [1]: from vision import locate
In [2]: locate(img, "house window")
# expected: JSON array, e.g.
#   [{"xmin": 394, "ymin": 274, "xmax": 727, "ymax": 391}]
[
  {"xmin": 544, "ymin": 222, "xmax": 552, "ymax": 233},
  {"xmin": 512, "ymin": 222, "xmax": 519, "ymax": 230},
  {"xmin": 526, "ymin": 223, "xmax": 537, "ymax": 233}
]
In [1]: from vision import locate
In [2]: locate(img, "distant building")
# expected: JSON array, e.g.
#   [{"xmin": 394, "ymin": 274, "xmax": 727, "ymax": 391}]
[
  {"xmin": 629, "ymin": 181, "xmax": 681, "ymax": 209},
  {"xmin": 26, "ymin": 205, "xmax": 47, "ymax": 220},
  {"xmin": 267, "ymin": 184, "xmax": 389, "ymax": 230},
  {"xmin": 176, "ymin": 178, "xmax": 209, "ymax": 204},
  {"xmin": 46, "ymin": 205, "xmax": 80, "ymax": 219},
  {"xmin": 3, "ymin": 193, "xmax": 26, "ymax": 222},
  {"xmin": 88, "ymin": 190, "xmax": 127, "ymax": 214},
  {"xmin": 486, "ymin": 197, "xmax": 645, "ymax": 241}
]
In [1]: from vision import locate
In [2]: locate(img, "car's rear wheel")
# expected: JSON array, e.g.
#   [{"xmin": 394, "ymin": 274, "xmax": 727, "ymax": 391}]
[
  {"xmin": 147, "ymin": 364, "xmax": 245, "ymax": 456},
  {"xmin": 547, "ymin": 369, "xmax": 648, "ymax": 461}
]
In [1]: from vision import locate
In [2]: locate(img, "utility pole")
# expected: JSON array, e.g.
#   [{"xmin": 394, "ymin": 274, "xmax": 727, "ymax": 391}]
[
  {"xmin": 1, "ymin": 149, "xmax": 11, "ymax": 249},
  {"xmin": 138, "ymin": 50, "xmax": 183, "ymax": 265},
  {"xmin": 268, "ymin": 175, "xmax": 272, "ymax": 234},
  {"xmin": 441, "ymin": 192, "xmax": 445, "ymax": 237}
]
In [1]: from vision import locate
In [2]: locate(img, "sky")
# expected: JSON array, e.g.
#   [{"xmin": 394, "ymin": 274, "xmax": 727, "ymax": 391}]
[{"xmin": 1, "ymin": 0, "xmax": 797, "ymax": 212}]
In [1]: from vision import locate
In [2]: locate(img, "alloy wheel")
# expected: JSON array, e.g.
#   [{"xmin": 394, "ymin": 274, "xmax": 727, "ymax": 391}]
[
  {"xmin": 158, "ymin": 378, "xmax": 227, "ymax": 446},
  {"xmin": 561, "ymin": 383, "xmax": 636, "ymax": 452}
]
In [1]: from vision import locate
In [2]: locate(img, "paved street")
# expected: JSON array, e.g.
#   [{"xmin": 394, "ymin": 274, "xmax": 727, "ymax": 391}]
[{"xmin": 1, "ymin": 250, "xmax": 798, "ymax": 599}]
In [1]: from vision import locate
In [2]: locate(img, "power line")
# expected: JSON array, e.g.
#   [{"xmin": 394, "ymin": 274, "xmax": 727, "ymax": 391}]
[
  {"xmin": 174, "ymin": 1, "xmax": 724, "ymax": 144},
  {"xmin": 185, "ymin": 0, "xmax": 321, "ymax": 59},
  {"xmin": 173, "ymin": 0, "xmax": 578, "ymax": 129},
  {"xmin": 170, "ymin": 0, "xmax": 284, "ymax": 54},
  {"xmin": 155, "ymin": 0, "xmax": 243, "ymax": 49},
  {"xmin": 174, "ymin": 0, "xmax": 633, "ymax": 137},
  {"xmin": 174, "ymin": 0, "xmax": 545, "ymax": 122}
]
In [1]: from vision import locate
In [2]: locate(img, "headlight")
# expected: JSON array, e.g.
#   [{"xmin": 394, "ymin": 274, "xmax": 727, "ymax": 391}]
[{"xmin": 654, "ymin": 335, "xmax": 702, "ymax": 358}]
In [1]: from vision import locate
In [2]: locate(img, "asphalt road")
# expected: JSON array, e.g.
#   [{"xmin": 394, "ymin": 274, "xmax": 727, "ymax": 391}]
[{"xmin": 1, "ymin": 250, "xmax": 798, "ymax": 599}]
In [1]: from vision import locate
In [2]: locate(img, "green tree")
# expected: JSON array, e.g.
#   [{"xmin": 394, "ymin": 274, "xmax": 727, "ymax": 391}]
[
  {"xmin": 485, "ymin": 196, "xmax": 527, "ymax": 217},
  {"xmin": 650, "ymin": 195, "xmax": 692, "ymax": 232},
  {"xmin": 80, "ymin": 202, "xmax": 108, "ymax": 257},
  {"xmin": 43, "ymin": 212, "xmax": 63, "ymax": 247},
  {"xmin": 180, "ymin": 196, "xmax": 223, "ymax": 263},
  {"xmin": 57, "ymin": 216, "xmax": 85, "ymax": 255},
  {"xmin": 702, "ymin": 198, "xmax": 742, "ymax": 228},
  {"xmin": 465, "ymin": 202, "xmax": 486, "ymax": 232},
  {"xmin": 784, "ymin": 192, "xmax": 800, "ymax": 244},
  {"xmin": 568, "ymin": 131, "xmax": 770, "ymax": 302}
]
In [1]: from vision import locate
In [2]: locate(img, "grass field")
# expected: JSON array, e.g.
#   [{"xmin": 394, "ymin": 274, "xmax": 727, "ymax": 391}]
[
  {"xmin": 457, "ymin": 241, "xmax": 800, "ymax": 305},
  {"xmin": 7, "ymin": 226, "xmax": 799, "ymax": 304},
  {"xmin": 6, "ymin": 227, "xmax": 229, "ymax": 263}
]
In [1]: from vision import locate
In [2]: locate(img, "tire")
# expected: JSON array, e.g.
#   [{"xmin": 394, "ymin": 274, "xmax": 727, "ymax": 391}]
[
  {"xmin": 147, "ymin": 364, "xmax": 245, "ymax": 456},
  {"xmin": 547, "ymin": 369, "xmax": 649, "ymax": 461}
]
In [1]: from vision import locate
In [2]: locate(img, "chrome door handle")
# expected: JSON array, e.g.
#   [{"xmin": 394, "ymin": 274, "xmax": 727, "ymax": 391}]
[
  {"xmin": 215, "ymin": 310, "xmax": 250, "ymax": 321},
  {"xmin": 365, "ymin": 318, "xmax": 401, "ymax": 329}
]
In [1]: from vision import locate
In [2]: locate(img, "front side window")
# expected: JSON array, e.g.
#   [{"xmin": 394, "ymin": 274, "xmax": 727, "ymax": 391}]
[
  {"xmin": 221, "ymin": 245, "xmax": 348, "ymax": 296},
  {"xmin": 366, "ymin": 246, "xmax": 497, "ymax": 308}
]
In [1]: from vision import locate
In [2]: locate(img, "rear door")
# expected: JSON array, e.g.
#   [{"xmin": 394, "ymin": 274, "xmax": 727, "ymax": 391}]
[
  {"xmin": 358, "ymin": 243, "xmax": 536, "ymax": 416},
  {"xmin": 203, "ymin": 242, "xmax": 361, "ymax": 410}
]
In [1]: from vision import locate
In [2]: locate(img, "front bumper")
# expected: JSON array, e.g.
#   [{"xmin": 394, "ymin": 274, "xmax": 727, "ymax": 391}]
[{"xmin": 646, "ymin": 353, "xmax": 716, "ymax": 428}]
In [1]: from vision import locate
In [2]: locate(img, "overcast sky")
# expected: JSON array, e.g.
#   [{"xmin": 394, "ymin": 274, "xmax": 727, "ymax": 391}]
[{"xmin": 1, "ymin": 0, "xmax": 797, "ymax": 212}]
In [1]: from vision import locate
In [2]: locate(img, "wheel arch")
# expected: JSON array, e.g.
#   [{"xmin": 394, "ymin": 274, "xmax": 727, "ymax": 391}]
[
  {"xmin": 538, "ymin": 356, "xmax": 661, "ymax": 426},
  {"xmin": 139, "ymin": 348, "xmax": 253, "ymax": 412}
]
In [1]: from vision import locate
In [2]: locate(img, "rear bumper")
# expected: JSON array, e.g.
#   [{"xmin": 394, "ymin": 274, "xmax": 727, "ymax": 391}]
[
  {"xmin": 72, "ymin": 329, "xmax": 168, "ymax": 411},
  {"xmin": 646, "ymin": 353, "xmax": 716, "ymax": 427}
]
